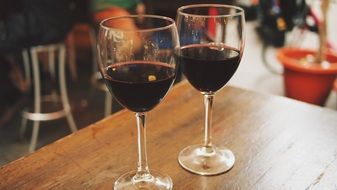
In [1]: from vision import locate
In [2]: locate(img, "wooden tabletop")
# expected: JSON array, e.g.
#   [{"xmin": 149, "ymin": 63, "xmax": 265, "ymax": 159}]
[{"xmin": 1, "ymin": 80, "xmax": 337, "ymax": 189}]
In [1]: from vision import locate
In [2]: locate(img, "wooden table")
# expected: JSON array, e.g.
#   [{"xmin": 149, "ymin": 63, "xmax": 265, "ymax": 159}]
[{"xmin": 1, "ymin": 80, "xmax": 337, "ymax": 189}]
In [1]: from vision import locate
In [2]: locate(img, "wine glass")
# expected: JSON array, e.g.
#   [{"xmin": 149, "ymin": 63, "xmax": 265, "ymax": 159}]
[
  {"xmin": 176, "ymin": 4, "xmax": 245, "ymax": 175},
  {"xmin": 97, "ymin": 15, "xmax": 179, "ymax": 189}
]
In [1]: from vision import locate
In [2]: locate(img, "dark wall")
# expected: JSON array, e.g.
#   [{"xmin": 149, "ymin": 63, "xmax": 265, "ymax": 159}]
[{"xmin": 71, "ymin": 0, "xmax": 91, "ymax": 23}]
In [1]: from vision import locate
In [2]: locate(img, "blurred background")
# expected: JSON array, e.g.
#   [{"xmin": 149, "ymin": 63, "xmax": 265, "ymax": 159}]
[{"xmin": 1, "ymin": 0, "xmax": 337, "ymax": 166}]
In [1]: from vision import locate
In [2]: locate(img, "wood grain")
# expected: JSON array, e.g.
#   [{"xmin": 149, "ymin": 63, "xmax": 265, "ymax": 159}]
[{"xmin": 1, "ymin": 80, "xmax": 337, "ymax": 190}]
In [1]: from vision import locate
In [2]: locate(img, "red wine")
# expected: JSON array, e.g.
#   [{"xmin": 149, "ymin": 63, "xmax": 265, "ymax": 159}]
[
  {"xmin": 104, "ymin": 61, "xmax": 175, "ymax": 112},
  {"xmin": 178, "ymin": 44, "xmax": 241, "ymax": 92}
]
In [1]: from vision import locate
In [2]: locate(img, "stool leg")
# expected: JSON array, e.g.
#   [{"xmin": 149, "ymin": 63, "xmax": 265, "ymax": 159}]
[
  {"xmin": 89, "ymin": 27, "xmax": 97, "ymax": 74},
  {"xmin": 20, "ymin": 50, "xmax": 31, "ymax": 137},
  {"xmin": 29, "ymin": 122, "xmax": 40, "ymax": 153},
  {"xmin": 47, "ymin": 46, "xmax": 58, "ymax": 102},
  {"xmin": 67, "ymin": 31, "xmax": 77, "ymax": 81},
  {"xmin": 104, "ymin": 91, "xmax": 112, "ymax": 117},
  {"xmin": 59, "ymin": 44, "xmax": 77, "ymax": 132},
  {"xmin": 90, "ymin": 27, "xmax": 113, "ymax": 117},
  {"xmin": 22, "ymin": 50, "xmax": 31, "ymax": 86},
  {"xmin": 89, "ymin": 27, "xmax": 99, "ymax": 87},
  {"xmin": 29, "ymin": 48, "xmax": 41, "ymax": 153},
  {"xmin": 48, "ymin": 46, "xmax": 56, "ymax": 81},
  {"xmin": 20, "ymin": 109, "xmax": 28, "ymax": 138}
]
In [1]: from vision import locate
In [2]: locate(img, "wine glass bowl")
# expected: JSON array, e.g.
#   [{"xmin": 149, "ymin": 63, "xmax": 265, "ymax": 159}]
[
  {"xmin": 98, "ymin": 15, "xmax": 179, "ymax": 189},
  {"xmin": 176, "ymin": 4, "xmax": 245, "ymax": 175},
  {"xmin": 179, "ymin": 44, "xmax": 241, "ymax": 93}
]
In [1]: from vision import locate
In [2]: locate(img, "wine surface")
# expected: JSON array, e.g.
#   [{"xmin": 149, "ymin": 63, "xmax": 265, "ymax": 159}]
[
  {"xmin": 104, "ymin": 61, "xmax": 175, "ymax": 112},
  {"xmin": 178, "ymin": 44, "xmax": 240, "ymax": 93}
]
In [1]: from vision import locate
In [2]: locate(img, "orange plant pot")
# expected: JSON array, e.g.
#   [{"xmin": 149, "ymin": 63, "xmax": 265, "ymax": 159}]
[{"xmin": 277, "ymin": 48, "xmax": 337, "ymax": 106}]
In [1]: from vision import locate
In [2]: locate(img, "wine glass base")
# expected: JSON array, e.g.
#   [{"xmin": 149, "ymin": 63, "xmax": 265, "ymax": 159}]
[
  {"xmin": 114, "ymin": 170, "xmax": 173, "ymax": 190},
  {"xmin": 178, "ymin": 144, "xmax": 235, "ymax": 175}
]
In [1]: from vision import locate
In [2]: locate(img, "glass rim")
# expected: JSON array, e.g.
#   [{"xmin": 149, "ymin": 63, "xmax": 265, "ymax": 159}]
[
  {"xmin": 177, "ymin": 4, "xmax": 244, "ymax": 18},
  {"xmin": 100, "ymin": 14, "xmax": 176, "ymax": 32}
]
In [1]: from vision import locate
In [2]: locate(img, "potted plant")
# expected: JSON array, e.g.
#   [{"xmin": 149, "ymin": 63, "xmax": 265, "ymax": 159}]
[{"xmin": 277, "ymin": 0, "xmax": 337, "ymax": 106}]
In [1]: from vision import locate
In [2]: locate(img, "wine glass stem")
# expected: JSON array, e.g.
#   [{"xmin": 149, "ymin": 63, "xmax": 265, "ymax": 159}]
[
  {"xmin": 204, "ymin": 94, "xmax": 214, "ymax": 148},
  {"xmin": 134, "ymin": 112, "xmax": 151, "ymax": 180}
]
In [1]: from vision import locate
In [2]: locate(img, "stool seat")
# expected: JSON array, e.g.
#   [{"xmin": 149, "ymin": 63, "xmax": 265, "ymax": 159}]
[{"xmin": 21, "ymin": 43, "xmax": 77, "ymax": 153}]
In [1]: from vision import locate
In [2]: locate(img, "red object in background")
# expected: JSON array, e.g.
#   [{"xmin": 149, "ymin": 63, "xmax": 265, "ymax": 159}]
[
  {"xmin": 277, "ymin": 48, "xmax": 337, "ymax": 106},
  {"xmin": 208, "ymin": 8, "xmax": 217, "ymax": 39}
]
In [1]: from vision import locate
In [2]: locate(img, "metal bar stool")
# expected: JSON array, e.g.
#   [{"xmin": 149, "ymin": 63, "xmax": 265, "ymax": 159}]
[{"xmin": 21, "ymin": 43, "xmax": 77, "ymax": 153}]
